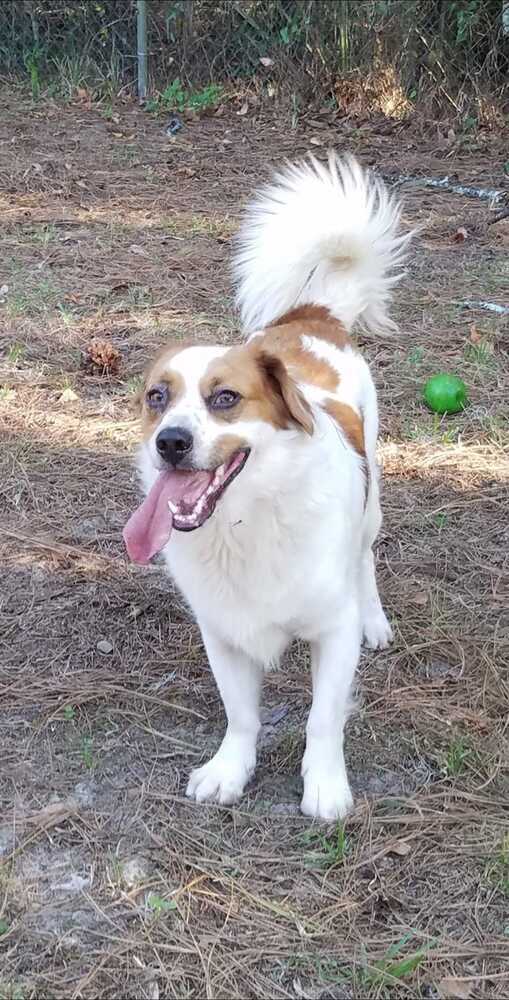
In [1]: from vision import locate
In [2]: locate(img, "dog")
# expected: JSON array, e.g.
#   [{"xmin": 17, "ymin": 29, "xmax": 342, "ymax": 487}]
[{"xmin": 123, "ymin": 154, "xmax": 409, "ymax": 820}]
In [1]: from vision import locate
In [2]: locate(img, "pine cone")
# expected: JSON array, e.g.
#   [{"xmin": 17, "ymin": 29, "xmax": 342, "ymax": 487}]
[{"xmin": 84, "ymin": 338, "xmax": 121, "ymax": 376}]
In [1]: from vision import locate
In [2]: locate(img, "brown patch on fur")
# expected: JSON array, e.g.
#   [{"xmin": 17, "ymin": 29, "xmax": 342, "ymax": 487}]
[
  {"xmin": 271, "ymin": 304, "xmax": 350, "ymax": 351},
  {"xmin": 200, "ymin": 342, "xmax": 313, "ymax": 434},
  {"xmin": 140, "ymin": 342, "xmax": 191, "ymax": 439},
  {"xmin": 255, "ymin": 305, "xmax": 351, "ymax": 397},
  {"xmin": 322, "ymin": 399, "xmax": 365, "ymax": 456},
  {"xmin": 208, "ymin": 433, "xmax": 250, "ymax": 468}
]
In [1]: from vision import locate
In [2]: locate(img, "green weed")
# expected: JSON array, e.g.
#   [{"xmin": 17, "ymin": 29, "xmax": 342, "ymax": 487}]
[
  {"xmin": 146, "ymin": 79, "xmax": 223, "ymax": 115},
  {"xmin": 122, "ymin": 374, "xmax": 144, "ymax": 397},
  {"xmin": 0, "ymin": 985, "xmax": 25, "ymax": 1000},
  {"xmin": 288, "ymin": 934, "xmax": 427, "ymax": 994},
  {"xmin": 25, "ymin": 48, "xmax": 41, "ymax": 101},
  {"xmin": 443, "ymin": 735, "xmax": 471, "ymax": 777},
  {"xmin": 486, "ymin": 835, "xmax": 509, "ymax": 896},
  {"xmin": 24, "ymin": 224, "xmax": 57, "ymax": 247},
  {"xmin": 464, "ymin": 340, "xmax": 497, "ymax": 368},
  {"xmin": 147, "ymin": 892, "xmax": 178, "ymax": 914},
  {"xmin": 407, "ymin": 346, "xmax": 424, "ymax": 366},
  {"xmin": 433, "ymin": 512, "xmax": 448, "ymax": 531},
  {"xmin": 6, "ymin": 343, "xmax": 25, "ymax": 364},
  {"xmin": 302, "ymin": 823, "xmax": 349, "ymax": 869},
  {"xmin": 81, "ymin": 736, "xmax": 95, "ymax": 770}
]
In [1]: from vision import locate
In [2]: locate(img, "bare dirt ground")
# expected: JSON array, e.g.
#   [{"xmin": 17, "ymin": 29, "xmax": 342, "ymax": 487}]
[{"xmin": 0, "ymin": 87, "xmax": 508, "ymax": 1000}]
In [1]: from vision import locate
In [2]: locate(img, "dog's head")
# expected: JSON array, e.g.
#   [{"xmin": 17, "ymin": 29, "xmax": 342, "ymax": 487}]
[{"xmin": 123, "ymin": 340, "xmax": 313, "ymax": 563}]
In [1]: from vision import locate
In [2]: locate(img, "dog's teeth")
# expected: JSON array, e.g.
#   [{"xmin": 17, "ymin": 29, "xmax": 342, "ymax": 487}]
[{"xmin": 168, "ymin": 501, "xmax": 179, "ymax": 515}]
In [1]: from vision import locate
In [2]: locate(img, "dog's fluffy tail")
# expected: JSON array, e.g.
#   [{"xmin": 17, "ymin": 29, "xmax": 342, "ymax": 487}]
[{"xmin": 234, "ymin": 153, "xmax": 410, "ymax": 335}]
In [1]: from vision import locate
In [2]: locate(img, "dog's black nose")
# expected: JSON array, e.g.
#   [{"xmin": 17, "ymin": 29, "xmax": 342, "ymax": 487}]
[{"xmin": 156, "ymin": 426, "xmax": 193, "ymax": 467}]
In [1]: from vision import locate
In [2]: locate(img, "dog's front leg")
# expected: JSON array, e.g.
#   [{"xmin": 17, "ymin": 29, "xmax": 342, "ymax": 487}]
[
  {"xmin": 186, "ymin": 625, "xmax": 262, "ymax": 806},
  {"xmin": 301, "ymin": 602, "xmax": 360, "ymax": 821}
]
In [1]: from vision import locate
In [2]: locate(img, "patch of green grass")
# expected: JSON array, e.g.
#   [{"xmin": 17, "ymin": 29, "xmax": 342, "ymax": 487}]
[
  {"xmin": 433, "ymin": 512, "xmax": 448, "ymax": 531},
  {"xmin": 62, "ymin": 705, "xmax": 76, "ymax": 722},
  {"xmin": 302, "ymin": 823, "xmax": 349, "ymax": 869},
  {"xmin": 0, "ymin": 387, "xmax": 16, "ymax": 402},
  {"xmin": 407, "ymin": 346, "xmax": 424, "ymax": 367},
  {"xmin": 80, "ymin": 736, "xmax": 95, "ymax": 770},
  {"xmin": 110, "ymin": 143, "xmax": 141, "ymax": 167},
  {"xmin": 0, "ymin": 984, "xmax": 25, "ymax": 1000},
  {"xmin": 403, "ymin": 413, "xmax": 461, "ymax": 445},
  {"xmin": 274, "ymin": 730, "xmax": 302, "ymax": 770},
  {"xmin": 23, "ymin": 224, "xmax": 57, "ymax": 247},
  {"xmin": 288, "ymin": 935, "xmax": 428, "ymax": 995},
  {"xmin": 478, "ymin": 411, "xmax": 509, "ymax": 446},
  {"xmin": 147, "ymin": 892, "xmax": 178, "ymax": 914},
  {"xmin": 443, "ymin": 735, "xmax": 471, "ymax": 777},
  {"xmin": 6, "ymin": 278, "xmax": 60, "ymax": 317},
  {"xmin": 6, "ymin": 342, "xmax": 25, "ymax": 364},
  {"xmin": 122, "ymin": 374, "xmax": 144, "ymax": 397},
  {"xmin": 125, "ymin": 285, "xmax": 153, "ymax": 307},
  {"xmin": 464, "ymin": 340, "xmax": 497, "ymax": 369},
  {"xmin": 56, "ymin": 303, "xmax": 78, "ymax": 327},
  {"xmin": 146, "ymin": 79, "xmax": 224, "ymax": 115},
  {"xmin": 164, "ymin": 214, "xmax": 234, "ymax": 239},
  {"xmin": 486, "ymin": 835, "xmax": 509, "ymax": 897}
]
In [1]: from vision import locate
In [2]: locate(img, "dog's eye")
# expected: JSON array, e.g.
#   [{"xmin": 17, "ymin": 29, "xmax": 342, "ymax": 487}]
[
  {"xmin": 146, "ymin": 384, "xmax": 168, "ymax": 409},
  {"xmin": 210, "ymin": 389, "xmax": 241, "ymax": 410}
]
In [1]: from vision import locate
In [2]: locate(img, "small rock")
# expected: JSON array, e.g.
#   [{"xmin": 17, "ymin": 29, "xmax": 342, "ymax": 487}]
[
  {"xmin": 121, "ymin": 855, "xmax": 152, "ymax": 887},
  {"xmin": 96, "ymin": 639, "xmax": 113, "ymax": 655},
  {"xmin": 166, "ymin": 117, "xmax": 182, "ymax": 136}
]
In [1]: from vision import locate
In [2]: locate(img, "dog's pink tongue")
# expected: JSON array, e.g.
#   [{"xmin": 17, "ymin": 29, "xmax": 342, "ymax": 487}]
[{"xmin": 123, "ymin": 470, "xmax": 211, "ymax": 564}]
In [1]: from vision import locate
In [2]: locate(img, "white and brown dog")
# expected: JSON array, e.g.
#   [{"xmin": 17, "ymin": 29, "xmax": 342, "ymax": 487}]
[{"xmin": 124, "ymin": 154, "xmax": 409, "ymax": 820}]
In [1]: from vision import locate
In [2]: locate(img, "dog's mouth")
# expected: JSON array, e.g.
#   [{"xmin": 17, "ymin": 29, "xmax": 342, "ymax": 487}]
[{"xmin": 123, "ymin": 449, "xmax": 249, "ymax": 564}]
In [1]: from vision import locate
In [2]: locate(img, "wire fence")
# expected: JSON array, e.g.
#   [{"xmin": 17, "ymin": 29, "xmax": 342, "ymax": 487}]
[{"xmin": 1, "ymin": 1, "xmax": 507, "ymax": 118}]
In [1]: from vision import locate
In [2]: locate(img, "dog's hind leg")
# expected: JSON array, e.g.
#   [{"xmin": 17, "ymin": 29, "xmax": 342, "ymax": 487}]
[{"xmin": 359, "ymin": 371, "xmax": 393, "ymax": 650}]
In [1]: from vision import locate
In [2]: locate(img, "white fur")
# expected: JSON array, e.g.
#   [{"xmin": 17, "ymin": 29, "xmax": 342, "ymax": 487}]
[
  {"xmin": 234, "ymin": 152, "xmax": 410, "ymax": 334},
  {"xmin": 136, "ymin": 154, "xmax": 404, "ymax": 820}
]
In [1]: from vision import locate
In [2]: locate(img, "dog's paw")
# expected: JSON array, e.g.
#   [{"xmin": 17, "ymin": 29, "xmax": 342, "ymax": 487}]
[
  {"xmin": 362, "ymin": 609, "xmax": 393, "ymax": 650},
  {"xmin": 186, "ymin": 750, "xmax": 254, "ymax": 806},
  {"xmin": 301, "ymin": 767, "xmax": 353, "ymax": 821}
]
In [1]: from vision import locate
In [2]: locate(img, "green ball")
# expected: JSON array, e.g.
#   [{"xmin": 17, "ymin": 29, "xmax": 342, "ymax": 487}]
[{"xmin": 423, "ymin": 374, "xmax": 468, "ymax": 415}]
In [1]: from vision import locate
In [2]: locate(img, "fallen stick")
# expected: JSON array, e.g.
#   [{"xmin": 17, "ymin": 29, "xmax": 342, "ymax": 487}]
[
  {"xmin": 461, "ymin": 300, "xmax": 509, "ymax": 315},
  {"xmin": 382, "ymin": 172, "xmax": 505, "ymax": 203},
  {"xmin": 487, "ymin": 206, "xmax": 509, "ymax": 226}
]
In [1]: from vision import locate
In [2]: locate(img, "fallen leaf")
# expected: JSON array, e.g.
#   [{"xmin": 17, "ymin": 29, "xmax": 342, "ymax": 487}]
[
  {"xmin": 438, "ymin": 976, "xmax": 474, "ymax": 999},
  {"xmin": 27, "ymin": 798, "xmax": 78, "ymax": 829},
  {"xmin": 237, "ymin": 100, "xmax": 249, "ymax": 116},
  {"xmin": 310, "ymin": 136, "xmax": 322, "ymax": 146},
  {"xmin": 112, "ymin": 131, "xmax": 123, "ymax": 138},
  {"xmin": 259, "ymin": 56, "xmax": 274, "ymax": 67},
  {"xmin": 453, "ymin": 227, "xmax": 468, "ymax": 243},
  {"xmin": 389, "ymin": 840, "xmax": 412, "ymax": 856},
  {"xmin": 97, "ymin": 639, "xmax": 114, "ymax": 655},
  {"xmin": 469, "ymin": 323, "xmax": 482, "ymax": 343},
  {"xmin": 267, "ymin": 83, "xmax": 276, "ymax": 98},
  {"xmin": 409, "ymin": 591, "xmax": 428, "ymax": 606},
  {"xmin": 59, "ymin": 387, "xmax": 78, "ymax": 403},
  {"xmin": 76, "ymin": 87, "xmax": 88, "ymax": 101}
]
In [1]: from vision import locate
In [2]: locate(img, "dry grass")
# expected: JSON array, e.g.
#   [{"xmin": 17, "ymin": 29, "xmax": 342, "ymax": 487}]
[{"xmin": 0, "ymin": 87, "xmax": 508, "ymax": 1000}]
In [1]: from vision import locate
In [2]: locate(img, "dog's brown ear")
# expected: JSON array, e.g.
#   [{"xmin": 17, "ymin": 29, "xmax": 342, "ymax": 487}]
[{"xmin": 257, "ymin": 350, "xmax": 314, "ymax": 435}]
